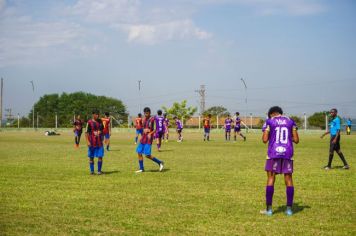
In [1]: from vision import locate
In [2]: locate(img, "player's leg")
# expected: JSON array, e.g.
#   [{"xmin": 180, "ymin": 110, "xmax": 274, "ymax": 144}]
[
  {"xmin": 335, "ymin": 148, "xmax": 349, "ymax": 169},
  {"xmin": 77, "ymin": 132, "xmax": 82, "ymax": 146},
  {"xmin": 225, "ymin": 131, "xmax": 227, "ymax": 141},
  {"xmin": 284, "ymin": 173, "xmax": 294, "ymax": 216},
  {"xmin": 203, "ymin": 128, "xmax": 206, "ymax": 141},
  {"xmin": 239, "ymin": 132, "xmax": 246, "ymax": 141},
  {"xmin": 136, "ymin": 143, "xmax": 146, "ymax": 172},
  {"xmin": 261, "ymin": 171, "xmax": 276, "ymax": 215},
  {"xmin": 325, "ymin": 138, "xmax": 335, "ymax": 169},
  {"xmin": 105, "ymin": 134, "xmax": 110, "ymax": 151},
  {"xmin": 88, "ymin": 147, "xmax": 95, "ymax": 174},
  {"xmin": 207, "ymin": 129, "xmax": 210, "ymax": 141},
  {"xmin": 97, "ymin": 157, "xmax": 103, "ymax": 174},
  {"xmin": 144, "ymin": 144, "xmax": 164, "ymax": 171},
  {"xmin": 228, "ymin": 130, "xmax": 231, "ymax": 140}
]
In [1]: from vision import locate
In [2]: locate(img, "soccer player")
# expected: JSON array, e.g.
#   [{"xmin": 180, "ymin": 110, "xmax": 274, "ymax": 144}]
[
  {"xmin": 320, "ymin": 108, "xmax": 349, "ymax": 170},
  {"xmin": 73, "ymin": 115, "xmax": 84, "ymax": 148},
  {"xmin": 234, "ymin": 112, "xmax": 246, "ymax": 141},
  {"xmin": 155, "ymin": 110, "xmax": 165, "ymax": 151},
  {"xmin": 174, "ymin": 116, "xmax": 183, "ymax": 142},
  {"xmin": 203, "ymin": 114, "xmax": 212, "ymax": 141},
  {"xmin": 346, "ymin": 118, "xmax": 352, "ymax": 135},
  {"xmin": 101, "ymin": 112, "xmax": 111, "ymax": 151},
  {"xmin": 224, "ymin": 114, "xmax": 233, "ymax": 141},
  {"xmin": 134, "ymin": 113, "xmax": 143, "ymax": 144},
  {"xmin": 85, "ymin": 109, "xmax": 105, "ymax": 175},
  {"xmin": 136, "ymin": 107, "xmax": 164, "ymax": 173},
  {"xmin": 163, "ymin": 113, "xmax": 170, "ymax": 142},
  {"xmin": 260, "ymin": 106, "xmax": 299, "ymax": 216}
]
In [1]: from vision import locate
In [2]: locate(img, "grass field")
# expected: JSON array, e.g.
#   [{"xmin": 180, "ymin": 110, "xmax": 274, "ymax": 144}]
[{"xmin": 0, "ymin": 130, "xmax": 355, "ymax": 235}]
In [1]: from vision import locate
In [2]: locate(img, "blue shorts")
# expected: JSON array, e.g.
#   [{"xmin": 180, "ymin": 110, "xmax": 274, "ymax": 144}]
[
  {"xmin": 88, "ymin": 146, "xmax": 104, "ymax": 158},
  {"xmin": 74, "ymin": 130, "xmax": 82, "ymax": 137},
  {"xmin": 136, "ymin": 143, "xmax": 152, "ymax": 156},
  {"xmin": 104, "ymin": 133, "xmax": 110, "ymax": 139},
  {"xmin": 204, "ymin": 128, "xmax": 210, "ymax": 133},
  {"xmin": 136, "ymin": 129, "xmax": 143, "ymax": 135}
]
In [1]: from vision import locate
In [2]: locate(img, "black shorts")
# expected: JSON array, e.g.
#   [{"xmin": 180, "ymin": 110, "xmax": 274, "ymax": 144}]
[{"xmin": 329, "ymin": 135, "xmax": 341, "ymax": 152}]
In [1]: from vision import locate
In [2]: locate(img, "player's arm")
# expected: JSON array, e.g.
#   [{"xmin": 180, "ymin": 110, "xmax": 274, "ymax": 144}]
[
  {"xmin": 292, "ymin": 128, "xmax": 299, "ymax": 144},
  {"xmin": 262, "ymin": 129, "xmax": 269, "ymax": 143},
  {"xmin": 320, "ymin": 131, "xmax": 329, "ymax": 138},
  {"xmin": 85, "ymin": 123, "xmax": 91, "ymax": 146}
]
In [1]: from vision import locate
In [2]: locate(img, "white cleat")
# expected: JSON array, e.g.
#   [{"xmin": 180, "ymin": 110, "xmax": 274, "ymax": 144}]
[
  {"xmin": 135, "ymin": 169, "xmax": 144, "ymax": 173},
  {"xmin": 159, "ymin": 163, "xmax": 164, "ymax": 172}
]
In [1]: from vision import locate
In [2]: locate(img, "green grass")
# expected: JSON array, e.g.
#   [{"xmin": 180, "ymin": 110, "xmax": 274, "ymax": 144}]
[{"xmin": 0, "ymin": 130, "xmax": 355, "ymax": 235}]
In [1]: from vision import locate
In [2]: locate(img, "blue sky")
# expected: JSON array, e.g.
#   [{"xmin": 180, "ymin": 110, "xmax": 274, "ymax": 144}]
[{"xmin": 1, "ymin": 0, "xmax": 356, "ymax": 118}]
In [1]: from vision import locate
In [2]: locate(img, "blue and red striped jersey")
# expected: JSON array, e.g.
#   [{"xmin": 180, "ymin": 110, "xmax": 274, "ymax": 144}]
[
  {"xmin": 140, "ymin": 116, "xmax": 155, "ymax": 145},
  {"xmin": 86, "ymin": 119, "xmax": 104, "ymax": 147}
]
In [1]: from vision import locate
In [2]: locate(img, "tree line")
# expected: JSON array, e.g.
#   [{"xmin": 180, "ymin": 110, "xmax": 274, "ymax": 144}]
[{"xmin": 19, "ymin": 92, "xmax": 128, "ymax": 128}]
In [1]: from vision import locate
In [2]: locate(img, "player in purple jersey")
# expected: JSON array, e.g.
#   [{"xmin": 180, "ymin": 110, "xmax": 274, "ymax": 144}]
[
  {"xmin": 135, "ymin": 107, "xmax": 164, "ymax": 173},
  {"xmin": 163, "ymin": 113, "xmax": 169, "ymax": 142},
  {"xmin": 260, "ymin": 106, "xmax": 299, "ymax": 216},
  {"xmin": 155, "ymin": 110, "xmax": 165, "ymax": 151},
  {"xmin": 224, "ymin": 114, "xmax": 233, "ymax": 141},
  {"xmin": 173, "ymin": 116, "xmax": 183, "ymax": 142},
  {"xmin": 234, "ymin": 112, "xmax": 246, "ymax": 141}
]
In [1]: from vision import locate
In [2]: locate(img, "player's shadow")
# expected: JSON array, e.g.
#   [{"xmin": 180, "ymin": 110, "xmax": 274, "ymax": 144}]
[
  {"xmin": 145, "ymin": 168, "xmax": 170, "ymax": 173},
  {"xmin": 333, "ymin": 165, "xmax": 347, "ymax": 169},
  {"xmin": 159, "ymin": 149, "xmax": 173, "ymax": 152},
  {"xmin": 274, "ymin": 202, "xmax": 311, "ymax": 215},
  {"xmin": 102, "ymin": 170, "xmax": 120, "ymax": 175}
]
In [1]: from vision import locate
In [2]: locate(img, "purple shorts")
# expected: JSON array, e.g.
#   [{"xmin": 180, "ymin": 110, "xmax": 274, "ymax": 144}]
[
  {"xmin": 225, "ymin": 128, "xmax": 231, "ymax": 132},
  {"xmin": 265, "ymin": 158, "xmax": 293, "ymax": 174},
  {"xmin": 234, "ymin": 127, "xmax": 241, "ymax": 132},
  {"xmin": 155, "ymin": 131, "xmax": 164, "ymax": 139}
]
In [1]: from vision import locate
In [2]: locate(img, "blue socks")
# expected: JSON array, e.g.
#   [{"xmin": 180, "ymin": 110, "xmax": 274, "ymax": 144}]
[
  {"xmin": 152, "ymin": 157, "xmax": 162, "ymax": 165},
  {"xmin": 139, "ymin": 160, "xmax": 144, "ymax": 170},
  {"xmin": 98, "ymin": 161, "xmax": 102, "ymax": 172},
  {"xmin": 90, "ymin": 162, "xmax": 94, "ymax": 173}
]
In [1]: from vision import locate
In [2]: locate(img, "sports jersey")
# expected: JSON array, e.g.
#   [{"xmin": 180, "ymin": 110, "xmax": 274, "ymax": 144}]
[
  {"xmin": 163, "ymin": 118, "xmax": 169, "ymax": 131},
  {"xmin": 329, "ymin": 116, "xmax": 340, "ymax": 136},
  {"xmin": 73, "ymin": 119, "xmax": 83, "ymax": 131},
  {"xmin": 262, "ymin": 115, "xmax": 297, "ymax": 159},
  {"xmin": 155, "ymin": 115, "xmax": 165, "ymax": 133},
  {"xmin": 203, "ymin": 117, "xmax": 211, "ymax": 129},
  {"xmin": 135, "ymin": 117, "xmax": 143, "ymax": 130},
  {"xmin": 235, "ymin": 117, "xmax": 241, "ymax": 129},
  {"xmin": 86, "ymin": 119, "xmax": 104, "ymax": 147},
  {"xmin": 140, "ymin": 117, "xmax": 155, "ymax": 145},
  {"xmin": 176, "ymin": 119, "xmax": 183, "ymax": 130},
  {"xmin": 101, "ymin": 117, "xmax": 110, "ymax": 134},
  {"xmin": 225, "ymin": 118, "xmax": 233, "ymax": 130}
]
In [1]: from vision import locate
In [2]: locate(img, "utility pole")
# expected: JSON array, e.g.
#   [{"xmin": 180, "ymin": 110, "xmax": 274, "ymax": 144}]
[
  {"xmin": 0, "ymin": 78, "xmax": 3, "ymax": 128},
  {"xmin": 30, "ymin": 81, "xmax": 35, "ymax": 129},
  {"xmin": 195, "ymin": 85, "xmax": 206, "ymax": 115},
  {"xmin": 240, "ymin": 78, "xmax": 247, "ymax": 132}
]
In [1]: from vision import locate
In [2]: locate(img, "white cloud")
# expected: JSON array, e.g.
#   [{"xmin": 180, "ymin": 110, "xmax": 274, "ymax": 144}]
[
  {"xmin": 67, "ymin": 0, "xmax": 212, "ymax": 45},
  {"xmin": 0, "ymin": 12, "xmax": 96, "ymax": 67},
  {"xmin": 117, "ymin": 20, "xmax": 211, "ymax": 45}
]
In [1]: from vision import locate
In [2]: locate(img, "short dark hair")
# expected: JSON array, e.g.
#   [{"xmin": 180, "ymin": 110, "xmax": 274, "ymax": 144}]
[
  {"xmin": 157, "ymin": 110, "xmax": 162, "ymax": 115},
  {"xmin": 105, "ymin": 112, "xmax": 109, "ymax": 116},
  {"xmin": 173, "ymin": 116, "xmax": 177, "ymax": 119},
  {"xmin": 208, "ymin": 114, "xmax": 211, "ymax": 117},
  {"xmin": 268, "ymin": 106, "xmax": 283, "ymax": 118},
  {"xmin": 235, "ymin": 112, "xmax": 240, "ymax": 116},
  {"xmin": 163, "ymin": 113, "xmax": 167, "ymax": 117},
  {"xmin": 138, "ymin": 113, "xmax": 142, "ymax": 117},
  {"xmin": 143, "ymin": 107, "xmax": 151, "ymax": 113},
  {"xmin": 330, "ymin": 108, "xmax": 338, "ymax": 114},
  {"xmin": 92, "ymin": 109, "xmax": 99, "ymax": 114}
]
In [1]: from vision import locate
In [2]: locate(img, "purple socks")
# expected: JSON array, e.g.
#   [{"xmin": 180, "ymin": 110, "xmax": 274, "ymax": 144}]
[{"xmin": 286, "ymin": 186, "xmax": 294, "ymax": 207}]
